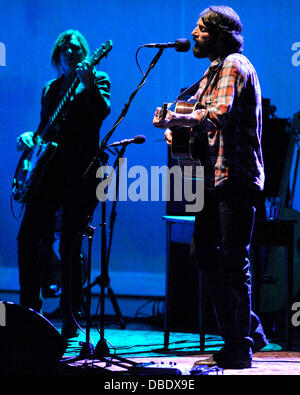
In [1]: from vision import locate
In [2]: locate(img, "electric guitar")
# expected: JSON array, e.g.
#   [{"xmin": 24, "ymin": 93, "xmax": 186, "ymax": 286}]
[{"xmin": 12, "ymin": 40, "xmax": 113, "ymax": 204}]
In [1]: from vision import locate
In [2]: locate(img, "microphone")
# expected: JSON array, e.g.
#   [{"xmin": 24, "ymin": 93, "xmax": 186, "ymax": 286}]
[
  {"xmin": 107, "ymin": 135, "xmax": 146, "ymax": 148},
  {"xmin": 143, "ymin": 38, "xmax": 190, "ymax": 52}
]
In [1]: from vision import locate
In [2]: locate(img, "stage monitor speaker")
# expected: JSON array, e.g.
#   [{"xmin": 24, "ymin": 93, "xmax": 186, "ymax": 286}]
[{"xmin": 0, "ymin": 302, "xmax": 67, "ymax": 374}]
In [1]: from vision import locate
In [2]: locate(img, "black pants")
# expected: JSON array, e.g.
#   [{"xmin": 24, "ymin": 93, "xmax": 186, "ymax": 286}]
[
  {"xmin": 190, "ymin": 181, "xmax": 266, "ymax": 354},
  {"xmin": 17, "ymin": 165, "xmax": 98, "ymax": 327}
]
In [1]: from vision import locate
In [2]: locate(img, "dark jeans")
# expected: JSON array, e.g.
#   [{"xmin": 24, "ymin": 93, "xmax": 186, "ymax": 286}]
[
  {"xmin": 190, "ymin": 181, "xmax": 266, "ymax": 354},
  {"xmin": 17, "ymin": 165, "xmax": 98, "ymax": 327}
]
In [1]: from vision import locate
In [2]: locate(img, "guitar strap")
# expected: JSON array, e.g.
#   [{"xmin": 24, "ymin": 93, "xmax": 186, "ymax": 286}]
[
  {"xmin": 175, "ymin": 76, "xmax": 206, "ymax": 102},
  {"xmin": 176, "ymin": 61, "xmax": 224, "ymax": 104},
  {"xmin": 185, "ymin": 61, "xmax": 224, "ymax": 169}
]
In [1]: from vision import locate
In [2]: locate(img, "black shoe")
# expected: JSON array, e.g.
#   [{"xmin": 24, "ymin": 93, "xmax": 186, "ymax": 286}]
[
  {"xmin": 252, "ymin": 334, "xmax": 268, "ymax": 353},
  {"xmin": 213, "ymin": 348, "xmax": 252, "ymax": 369}
]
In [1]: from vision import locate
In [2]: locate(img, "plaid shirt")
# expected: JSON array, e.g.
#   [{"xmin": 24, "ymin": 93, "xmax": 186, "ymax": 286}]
[{"xmin": 190, "ymin": 53, "xmax": 265, "ymax": 191}]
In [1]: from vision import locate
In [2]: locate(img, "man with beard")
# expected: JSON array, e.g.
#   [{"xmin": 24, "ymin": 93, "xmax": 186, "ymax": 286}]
[
  {"xmin": 153, "ymin": 6, "xmax": 268, "ymax": 369},
  {"xmin": 16, "ymin": 29, "xmax": 110, "ymax": 338}
]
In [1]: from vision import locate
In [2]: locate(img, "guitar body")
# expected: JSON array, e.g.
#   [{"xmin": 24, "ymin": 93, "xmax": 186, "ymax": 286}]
[
  {"xmin": 161, "ymin": 100, "xmax": 203, "ymax": 164},
  {"xmin": 171, "ymin": 126, "xmax": 202, "ymax": 162},
  {"xmin": 12, "ymin": 141, "xmax": 57, "ymax": 203},
  {"xmin": 12, "ymin": 40, "xmax": 113, "ymax": 204}
]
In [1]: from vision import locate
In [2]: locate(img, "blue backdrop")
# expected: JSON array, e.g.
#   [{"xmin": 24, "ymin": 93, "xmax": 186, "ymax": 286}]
[{"xmin": 0, "ymin": 0, "xmax": 299, "ymax": 297}]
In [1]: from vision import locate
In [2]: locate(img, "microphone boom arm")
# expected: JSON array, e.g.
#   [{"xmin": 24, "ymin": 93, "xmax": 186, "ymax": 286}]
[{"xmin": 83, "ymin": 48, "xmax": 164, "ymax": 176}]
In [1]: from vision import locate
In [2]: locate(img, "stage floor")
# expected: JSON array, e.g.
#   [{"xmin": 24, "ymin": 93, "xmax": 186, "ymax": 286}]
[
  {"xmin": 1, "ymin": 293, "xmax": 299, "ymax": 375},
  {"xmin": 56, "ymin": 319, "xmax": 300, "ymax": 376}
]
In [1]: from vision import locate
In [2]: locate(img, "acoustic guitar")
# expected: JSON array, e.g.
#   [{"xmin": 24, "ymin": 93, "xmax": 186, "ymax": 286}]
[{"xmin": 160, "ymin": 100, "xmax": 204, "ymax": 164}]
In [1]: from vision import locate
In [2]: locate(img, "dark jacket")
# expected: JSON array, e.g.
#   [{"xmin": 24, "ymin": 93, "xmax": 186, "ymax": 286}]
[{"xmin": 37, "ymin": 70, "xmax": 110, "ymax": 184}]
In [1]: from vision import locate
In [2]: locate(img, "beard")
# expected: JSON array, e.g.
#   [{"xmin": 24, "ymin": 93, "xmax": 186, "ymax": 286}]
[{"xmin": 193, "ymin": 39, "xmax": 215, "ymax": 59}]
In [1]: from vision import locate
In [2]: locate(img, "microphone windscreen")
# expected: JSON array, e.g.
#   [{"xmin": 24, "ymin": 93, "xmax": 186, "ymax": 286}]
[
  {"xmin": 175, "ymin": 38, "xmax": 190, "ymax": 52},
  {"xmin": 134, "ymin": 135, "xmax": 146, "ymax": 144}
]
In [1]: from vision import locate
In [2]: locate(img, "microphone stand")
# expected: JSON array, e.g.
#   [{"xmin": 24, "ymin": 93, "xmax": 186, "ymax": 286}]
[
  {"xmin": 78, "ymin": 223, "xmax": 96, "ymax": 358},
  {"xmin": 84, "ymin": 47, "xmax": 164, "ymax": 176},
  {"xmin": 289, "ymin": 131, "xmax": 300, "ymax": 208},
  {"xmin": 88, "ymin": 146, "xmax": 127, "ymax": 331},
  {"xmin": 94, "ymin": 144, "xmax": 127, "ymax": 357},
  {"xmin": 65, "ymin": 48, "xmax": 165, "ymax": 372}
]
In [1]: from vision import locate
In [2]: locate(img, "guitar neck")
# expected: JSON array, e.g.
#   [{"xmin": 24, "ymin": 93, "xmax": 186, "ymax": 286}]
[
  {"xmin": 50, "ymin": 75, "xmax": 80, "ymax": 126},
  {"xmin": 40, "ymin": 74, "xmax": 80, "ymax": 139},
  {"xmin": 36, "ymin": 39, "xmax": 113, "ymax": 141}
]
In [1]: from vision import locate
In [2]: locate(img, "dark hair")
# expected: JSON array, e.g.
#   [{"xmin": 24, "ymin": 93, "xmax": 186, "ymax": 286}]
[
  {"xmin": 50, "ymin": 29, "xmax": 89, "ymax": 73},
  {"xmin": 200, "ymin": 6, "xmax": 244, "ymax": 56}
]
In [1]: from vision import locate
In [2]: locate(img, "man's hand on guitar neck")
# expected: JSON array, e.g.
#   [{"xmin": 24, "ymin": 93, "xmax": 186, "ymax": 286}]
[
  {"xmin": 16, "ymin": 131, "xmax": 42, "ymax": 151},
  {"xmin": 152, "ymin": 106, "xmax": 199, "ymax": 131}
]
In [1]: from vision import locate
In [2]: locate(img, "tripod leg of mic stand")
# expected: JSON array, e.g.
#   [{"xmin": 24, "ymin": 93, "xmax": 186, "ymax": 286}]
[
  {"xmin": 93, "ymin": 277, "xmax": 110, "ymax": 357},
  {"xmin": 87, "ymin": 274, "xmax": 126, "ymax": 329},
  {"xmin": 79, "ymin": 226, "xmax": 96, "ymax": 358},
  {"xmin": 107, "ymin": 283, "xmax": 126, "ymax": 329}
]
